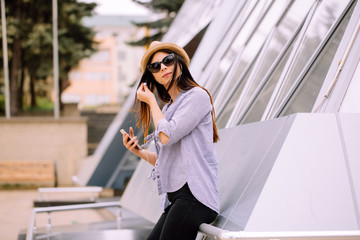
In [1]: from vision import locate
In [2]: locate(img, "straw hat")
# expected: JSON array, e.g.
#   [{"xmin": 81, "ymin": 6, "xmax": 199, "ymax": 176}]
[{"xmin": 140, "ymin": 41, "xmax": 190, "ymax": 73}]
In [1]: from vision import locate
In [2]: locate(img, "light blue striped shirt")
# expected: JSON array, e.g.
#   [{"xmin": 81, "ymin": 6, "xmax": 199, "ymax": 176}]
[{"xmin": 144, "ymin": 87, "xmax": 219, "ymax": 213}]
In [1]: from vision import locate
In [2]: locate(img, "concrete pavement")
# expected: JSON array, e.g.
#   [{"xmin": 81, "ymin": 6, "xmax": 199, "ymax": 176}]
[{"xmin": 0, "ymin": 189, "xmax": 116, "ymax": 240}]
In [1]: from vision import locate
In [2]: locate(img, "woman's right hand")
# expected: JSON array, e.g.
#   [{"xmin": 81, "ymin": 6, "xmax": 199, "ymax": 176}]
[
  {"xmin": 137, "ymin": 83, "xmax": 155, "ymax": 105},
  {"xmin": 122, "ymin": 127, "xmax": 140, "ymax": 153}
]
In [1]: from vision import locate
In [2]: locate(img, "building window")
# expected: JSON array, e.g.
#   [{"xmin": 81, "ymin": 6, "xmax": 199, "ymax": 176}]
[
  {"xmin": 118, "ymin": 51, "xmax": 126, "ymax": 60},
  {"xmin": 89, "ymin": 50, "xmax": 110, "ymax": 62},
  {"xmin": 118, "ymin": 72, "xmax": 126, "ymax": 81},
  {"xmin": 68, "ymin": 71, "xmax": 82, "ymax": 81},
  {"xmin": 85, "ymin": 72, "xmax": 111, "ymax": 81},
  {"xmin": 85, "ymin": 94, "xmax": 111, "ymax": 106},
  {"xmin": 61, "ymin": 94, "xmax": 81, "ymax": 103}
]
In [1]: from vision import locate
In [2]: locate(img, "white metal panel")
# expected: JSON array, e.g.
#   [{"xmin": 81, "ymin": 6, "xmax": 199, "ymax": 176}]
[
  {"xmin": 216, "ymin": 115, "xmax": 294, "ymax": 230},
  {"xmin": 117, "ymin": 113, "xmax": 360, "ymax": 234},
  {"xmin": 245, "ymin": 113, "xmax": 358, "ymax": 231},
  {"xmin": 337, "ymin": 113, "xmax": 360, "ymax": 225}
]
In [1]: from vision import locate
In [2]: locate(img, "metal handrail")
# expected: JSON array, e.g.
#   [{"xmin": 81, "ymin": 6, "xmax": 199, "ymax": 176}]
[
  {"xmin": 199, "ymin": 223, "xmax": 360, "ymax": 239},
  {"xmin": 26, "ymin": 201, "xmax": 121, "ymax": 240},
  {"xmin": 26, "ymin": 204, "xmax": 360, "ymax": 240},
  {"xmin": 199, "ymin": 223, "xmax": 229, "ymax": 238}
]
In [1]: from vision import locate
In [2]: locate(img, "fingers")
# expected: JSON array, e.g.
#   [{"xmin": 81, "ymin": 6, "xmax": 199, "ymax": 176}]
[
  {"xmin": 140, "ymin": 82, "xmax": 148, "ymax": 92},
  {"xmin": 137, "ymin": 84, "xmax": 149, "ymax": 103},
  {"xmin": 127, "ymin": 137, "xmax": 139, "ymax": 152},
  {"xmin": 136, "ymin": 86, "xmax": 145, "ymax": 101},
  {"xmin": 136, "ymin": 87, "xmax": 142, "ymax": 96},
  {"xmin": 138, "ymin": 82, "xmax": 146, "ymax": 91},
  {"xmin": 122, "ymin": 132, "xmax": 139, "ymax": 152},
  {"xmin": 129, "ymin": 127, "xmax": 134, "ymax": 138},
  {"xmin": 122, "ymin": 132, "xmax": 129, "ymax": 146}
]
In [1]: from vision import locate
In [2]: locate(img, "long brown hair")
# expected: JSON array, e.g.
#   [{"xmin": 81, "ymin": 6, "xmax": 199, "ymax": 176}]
[{"xmin": 132, "ymin": 50, "xmax": 219, "ymax": 142}]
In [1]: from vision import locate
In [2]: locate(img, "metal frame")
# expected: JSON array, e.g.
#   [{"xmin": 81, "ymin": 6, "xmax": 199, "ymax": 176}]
[
  {"xmin": 199, "ymin": 224, "xmax": 360, "ymax": 240},
  {"xmin": 26, "ymin": 201, "xmax": 121, "ymax": 240},
  {"xmin": 313, "ymin": 0, "xmax": 360, "ymax": 113},
  {"xmin": 338, "ymin": 55, "xmax": 360, "ymax": 113}
]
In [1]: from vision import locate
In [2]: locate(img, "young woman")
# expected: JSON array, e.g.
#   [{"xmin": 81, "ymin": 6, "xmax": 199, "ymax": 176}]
[{"xmin": 121, "ymin": 41, "xmax": 220, "ymax": 240}]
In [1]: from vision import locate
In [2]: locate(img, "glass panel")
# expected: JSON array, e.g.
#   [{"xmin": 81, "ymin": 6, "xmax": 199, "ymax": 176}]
[
  {"xmin": 193, "ymin": 0, "xmax": 248, "ymax": 84},
  {"xmin": 206, "ymin": 0, "xmax": 271, "ymax": 94},
  {"xmin": 241, "ymin": 48, "xmax": 292, "ymax": 124},
  {"xmin": 162, "ymin": 0, "xmax": 218, "ymax": 46},
  {"xmin": 282, "ymin": 2, "xmax": 354, "ymax": 115},
  {"xmin": 269, "ymin": 0, "xmax": 351, "ymax": 117},
  {"xmin": 206, "ymin": 66, "xmax": 227, "ymax": 98},
  {"xmin": 219, "ymin": 0, "xmax": 314, "ymax": 126},
  {"xmin": 213, "ymin": 0, "xmax": 282, "ymax": 96},
  {"xmin": 217, "ymin": 66, "xmax": 253, "ymax": 128}
]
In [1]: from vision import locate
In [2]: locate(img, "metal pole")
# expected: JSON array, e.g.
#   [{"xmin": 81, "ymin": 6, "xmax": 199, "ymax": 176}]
[
  {"xmin": 52, "ymin": 0, "xmax": 60, "ymax": 119},
  {"xmin": 1, "ymin": 0, "xmax": 10, "ymax": 119}
]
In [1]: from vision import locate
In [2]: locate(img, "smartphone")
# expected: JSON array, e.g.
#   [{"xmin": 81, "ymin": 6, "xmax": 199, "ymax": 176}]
[{"xmin": 120, "ymin": 129, "xmax": 141, "ymax": 150}]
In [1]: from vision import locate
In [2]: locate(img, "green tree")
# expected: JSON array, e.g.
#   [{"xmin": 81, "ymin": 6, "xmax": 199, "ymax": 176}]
[
  {"xmin": 127, "ymin": 0, "xmax": 185, "ymax": 46},
  {"xmin": 0, "ymin": 0, "xmax": 97, "ymax": 115}
]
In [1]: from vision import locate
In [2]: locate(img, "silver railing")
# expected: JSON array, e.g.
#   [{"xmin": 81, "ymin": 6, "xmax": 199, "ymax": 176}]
[
  {"xmin": 199, "ymin": 223, "xmax": 360, "ymax": 240},
  {"xmin": 28, "ymin": 187, "xmax": 360, "ymax": 240},
  {"xmin": 26, "ymin": 201, "xmax": 121, "ymax": 240},
  {"xmin": 26, "ymin": 203, "xmax": 360, "ymax": 240}
]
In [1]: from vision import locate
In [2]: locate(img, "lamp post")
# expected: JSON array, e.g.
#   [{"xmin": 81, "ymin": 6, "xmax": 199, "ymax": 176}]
[
  {"xmin": 1, "ymin": 0, "xmax": 10, "ymax": 119},
  {"xmin": 52, "ymin": 0, "xmax": 60, "ymax": 119}
]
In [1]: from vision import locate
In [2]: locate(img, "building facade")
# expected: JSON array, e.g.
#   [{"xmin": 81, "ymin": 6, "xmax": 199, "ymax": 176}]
[{"xmin": 62, "ymin": 15, "xmax": 148, "ymax": 108}]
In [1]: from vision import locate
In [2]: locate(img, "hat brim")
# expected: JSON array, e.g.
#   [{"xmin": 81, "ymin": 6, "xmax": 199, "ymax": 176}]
[{"xmin": 141, "ymin": 42, "xmax": 190, "ymax": 73}]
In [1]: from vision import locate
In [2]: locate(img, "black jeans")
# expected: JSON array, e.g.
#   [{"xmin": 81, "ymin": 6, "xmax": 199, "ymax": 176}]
[{"xmin": 146, "ymin": 183, "xmax": 218, "ymax": 240}]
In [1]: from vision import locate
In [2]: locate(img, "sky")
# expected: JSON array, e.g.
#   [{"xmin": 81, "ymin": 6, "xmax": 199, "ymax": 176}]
[{"xmin": 80, "ymin": 0, "xmax": 151, "ymax": 16}]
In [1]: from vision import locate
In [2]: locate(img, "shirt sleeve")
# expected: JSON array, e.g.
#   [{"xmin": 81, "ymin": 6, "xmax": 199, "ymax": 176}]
[{"xmin": 157, "ymin": 88, "xmax": 212, "ymax": 145}]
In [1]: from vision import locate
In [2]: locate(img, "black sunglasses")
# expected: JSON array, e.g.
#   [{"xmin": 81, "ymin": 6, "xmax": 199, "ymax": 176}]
[{"xmin": 147, "ymin": 54, "xmax": 176, "ymax": 73}]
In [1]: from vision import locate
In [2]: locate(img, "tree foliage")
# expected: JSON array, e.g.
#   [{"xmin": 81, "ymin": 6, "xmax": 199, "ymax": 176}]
[
  {"xmin": 0, "ymin": 0, "xmax": 97, "ymax": 115},
  {"xmin": 127, "ymin": 0, "xmax": 185, "ymax": 46}
]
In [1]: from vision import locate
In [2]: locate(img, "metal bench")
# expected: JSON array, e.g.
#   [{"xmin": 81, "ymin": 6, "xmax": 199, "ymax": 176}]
[{"xmin": 34, "ymin": 186, "xmax": 104, "ymax": 207}]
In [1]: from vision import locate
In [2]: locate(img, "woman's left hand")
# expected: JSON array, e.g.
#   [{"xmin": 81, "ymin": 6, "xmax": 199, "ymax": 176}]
[{"xmin": 137, "ymin": 83, "xmax": 155, "ymax": 105}]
